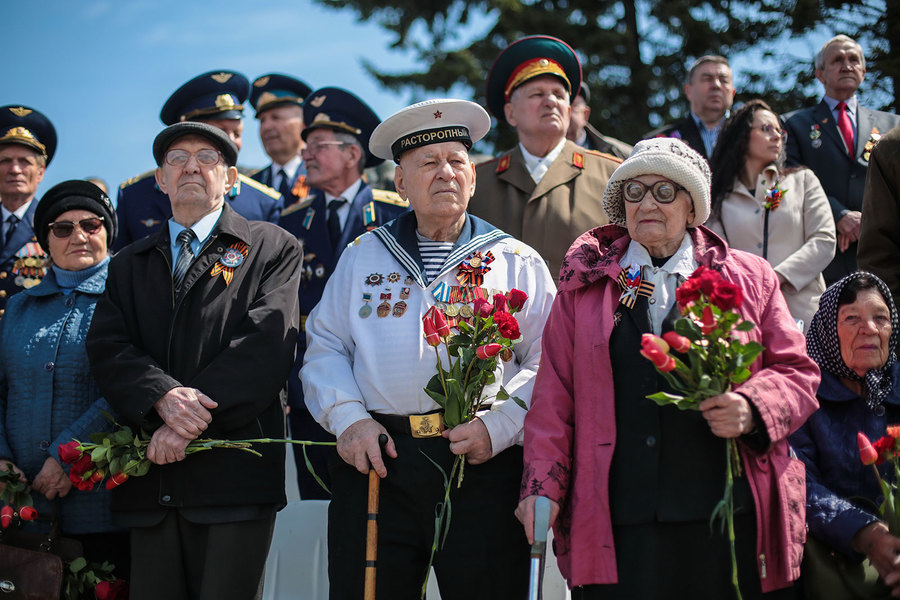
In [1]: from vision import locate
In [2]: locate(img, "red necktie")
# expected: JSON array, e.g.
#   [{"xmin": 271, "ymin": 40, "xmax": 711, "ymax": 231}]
[{"xmin": 836, "ymin": 101, "xmax": 854, "ymax": 156}]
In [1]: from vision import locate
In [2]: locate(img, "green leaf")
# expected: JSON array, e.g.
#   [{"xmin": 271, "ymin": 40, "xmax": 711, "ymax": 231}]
[
  {"xmin": 511, "ymin": 396, "xmax": 528, "ymax": 411},
  {"xmin": 734, "ymin": 320, "xmax": 756, "ymax": 332},
  {"xmin": 69, "ymin": 557, "xmax": 87, "ymax": 573},
  {"xmin": 495, "ymin": 387, "xmax": 510, "ymax": 401},
  {"xmin": 134, "ymin": 460, "xmax": 151, "ymax": 477},
  {"xmin": 90, "ymin": 445, "xmax": 108, "ymax": 462}
]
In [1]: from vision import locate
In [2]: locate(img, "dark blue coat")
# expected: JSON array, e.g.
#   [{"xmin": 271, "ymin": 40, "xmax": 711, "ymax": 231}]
[
  {"xmin": 790, "ymin": 364, "xmax": 900, "ymax": 557},
  {"xmin": 113, "ymin": 170, "xmax": 283, "ymax": 251},
  {"xmin": 278, "ymin": 180, "xmax": 408, "ymax": 411},
  {"xmin": 250, "ymin": 162, "xmax": 309, "ymax": 213},
  {"xmin": 0, "ymin": 199, "xmax": 47, "ymax": 314}
]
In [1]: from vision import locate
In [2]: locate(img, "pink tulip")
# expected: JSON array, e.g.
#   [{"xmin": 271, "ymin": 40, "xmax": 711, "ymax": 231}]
[{"xmin": 858, "ymin": 432, "xmax": 878, "ymax": 466}]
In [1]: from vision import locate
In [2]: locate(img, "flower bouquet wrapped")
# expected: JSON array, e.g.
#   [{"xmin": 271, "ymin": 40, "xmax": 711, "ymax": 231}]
[{"xmin": 639, "ymin": 265, "xmax": 764, "ymax": 600}]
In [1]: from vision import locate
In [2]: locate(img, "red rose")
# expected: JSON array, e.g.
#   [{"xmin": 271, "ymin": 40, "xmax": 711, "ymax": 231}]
[
  {"xmin": 710, "ymin": 281, "xmax": 743, "ymax": 311},
  {"xmin": 508, "ymin": 289, "xmax": 528, "ymax": 311},
  {"xmin": 57, "ymin": 441, "xmax": 83, "ymax": 464},
  {"xmin": 105, "ymin": 472, "xmax": 129, "ymax": 490},
  {"xmin": 18, "ymin": 506, "xmax": 37, "ymax": 521},
  {"xmin": 873, "ymin": 435, "xmax": 896, "ymax": 465},
  {"xmin": 95, "ymin": 578, "xmax": 129, "ymax": 600},
  {"xmin": 432, "ymin": 309, "xmax": 451, "ymax": 338},
  {"xmin": 697, "ymin": 267, "xmax": 721, "ymax": 296},
  {"xmin": 700, "ymin": 305, "xmax": 717, "ymax": 335},
  {"xmin": 675, "ymin": 278, "xmax": 701, "ymax": 309},
  {"xmin": 476, "ymin": 343, "xmax": 502, "ymax": 360},
  {"xmin": 662, "ymin": 331, "xmax": 691, "ymax": 353},
  {"xmin": 70, "ymin": 453, "xmax": 93, "ymax": 476},
  {"xmin": 858, "ymin": 432, "xmax": 878, "ymax": 466},
  {"xmin": 492, "ymin": 293, "xmax": 508, "ymax": 313},
  {"xmin": 493, "ymin": 311, "xmax": 521, "ymax": 340},
  {"xmin": 1, "ymin": 505, "xmax": 13, "ymax": 528},
  {"xmin": 473, "ymin": 298, "xmax": 493, "ymax": 318},
  {"xmin": 422, "ymin": 316, "xmax": 441, "ymax": 347}
]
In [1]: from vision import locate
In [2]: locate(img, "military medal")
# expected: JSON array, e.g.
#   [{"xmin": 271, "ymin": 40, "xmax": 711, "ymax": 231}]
[
  {"xmin": 444, "ymin": 304, "xmax": 460, "ymax": 317},
  {"xmin": 210, "ymin": 242, "xmax": 249, "ymax": 286},
  {"xmin": 291, "ymin": 174, "xmax": 310, "ymax": 199},
  {"xmin": 810, "ymin": 124, "xmax": 822, "ymax": 149},
  {"xmin": 459, "ymin": 305, "xmax": 475, "ymax": 319},
  {"xmin": 359, "ymin": 292, "xmax": 373, "ymax": 318},
  {"xmin": 387, "ymin": 272, "xmax": 401, "ymax": 283},
  {"xmin": 456, "ymin": 251, "xmax": 495, "ymax": 286},
  {"xmin": 11, "ymin": 242, "xmax": 48, "ymax": 288},
  {"xmin": 377, "ymin": 292, "xmax": 392, "ymax": 317},
  {"xmin": 365, "ymin": 273, "xmax": 384, "ymax": 286},
  {"xmin": 431, "ymin": 281, "xmax": 451, "ymax": 303},
  {"xmin": 617, "ymin": 265, "xmax": 654, "ymax": 309},
  {"xmin": 863, "ymin": 127, "xmax": 881, "ymax": 162},
  {"xmin": 392, "ymin": 301, "xmax": 407, "ymax": 317},
  {"xmin": 302, "ymin": 209, "xmax": 315, "ymax": 230}
]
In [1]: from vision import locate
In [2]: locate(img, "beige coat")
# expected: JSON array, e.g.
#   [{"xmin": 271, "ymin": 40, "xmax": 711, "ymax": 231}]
[
  {"xmin": 707, "ymin": 166, "xmax": 835, "ymax": 331},
  {"xmin": 470, "ymin": 140, "xmax": 621, "ymax": 282}
]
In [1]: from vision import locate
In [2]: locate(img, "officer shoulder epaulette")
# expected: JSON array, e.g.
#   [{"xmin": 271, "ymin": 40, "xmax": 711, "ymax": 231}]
[
  {"xmin": 238, "ymin": 173, "xmax": 281, "ymax": 199},
  {"xmin": 280, "ymin": 195, "xmax": 315, "ymax": 217},
  {"xmin": 120, "ymin": 169, "xmax": 155, "ymax": 189},
  {"xmin": 584, "ymin": 149, "xmax": 623, "ymax": 164},
  {"xmin": 371, "ymin": 189, "xmax": 408, "ymax": 207}
]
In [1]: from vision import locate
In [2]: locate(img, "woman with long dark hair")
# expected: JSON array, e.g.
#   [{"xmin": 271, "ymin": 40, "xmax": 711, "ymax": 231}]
[{"xmin": 709, "ymin": 99, "xmax": 835, "ymax": 332}]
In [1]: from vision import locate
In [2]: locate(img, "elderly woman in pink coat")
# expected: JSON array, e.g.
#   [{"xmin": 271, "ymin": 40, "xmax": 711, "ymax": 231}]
[{"xmin": 516, "ymin": 139, "xmax": 820, "ymax": 599}]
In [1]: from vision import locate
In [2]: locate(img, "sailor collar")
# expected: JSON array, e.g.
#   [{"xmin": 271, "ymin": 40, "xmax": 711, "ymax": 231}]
[{"xmin": 370, "ymin": 212, "xmax": 510, "ymax": 288}]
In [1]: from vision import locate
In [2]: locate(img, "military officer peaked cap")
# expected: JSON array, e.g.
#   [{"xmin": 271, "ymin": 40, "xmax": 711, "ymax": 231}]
[
  {"xmin": 250, "ymin": 73, "xmax": 313, "ymax": 116},
  {"xmin": 0, "ymin": 105, "xmax": 57, "ymax": 165},
  {"xmin": 160, "ymin": 70, "xmax": 250, "ymax": 125},
  {"xmin": 486, "ymin": 35, "xmax": 582, "ymax": 124},
  {"xmin": 302, "ymin": 87, "xmax": 384, "ymax": 169},
  {"xmin": 370, "ymin": 99, "xmax": 491, "ymax": 163}
]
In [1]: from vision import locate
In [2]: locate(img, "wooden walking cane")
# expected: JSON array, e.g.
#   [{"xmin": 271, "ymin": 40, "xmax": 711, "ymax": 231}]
[{"xmin": 364, "ymin": 433, "xmax": 389, "ymax": 600}]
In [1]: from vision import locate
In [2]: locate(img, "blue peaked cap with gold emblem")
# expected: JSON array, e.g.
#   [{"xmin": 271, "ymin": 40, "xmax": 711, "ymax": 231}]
[
  {"xmin": 301, "ymin": 87, "xmax": 383, "ymax": 169},
  {"xmin": 250, "ymin": 73, "xmax": 313, "ymax": 116},
  {"xmin": 0, "ymin": 105, "xmax": 57, "ymax": 165},
  {"xmin": 160, "ymin": 70, "xmax": 250, "ymax": 125}
]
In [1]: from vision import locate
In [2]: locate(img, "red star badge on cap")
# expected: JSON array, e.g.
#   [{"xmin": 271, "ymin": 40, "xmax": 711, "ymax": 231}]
[{"xmin": 433, "ymin": 110, "xmax": 442, "ymax": 119}]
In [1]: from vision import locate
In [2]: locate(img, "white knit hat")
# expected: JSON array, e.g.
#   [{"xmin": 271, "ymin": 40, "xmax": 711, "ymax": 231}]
[{"xmin": 602, "ymin": 138, "xmax": 711, "ymax": 228}]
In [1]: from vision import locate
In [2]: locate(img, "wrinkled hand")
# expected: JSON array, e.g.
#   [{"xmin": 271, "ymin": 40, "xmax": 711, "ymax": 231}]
[
  {"xmin": 853, "ymin": 523, "xmax": 900, "ymax": 593},
  {"xmin": 515, "ymin": 495, "xmax": 560, "ymax": 545},
  {"xmin": 154, "ymin": 387, "xmax": 218, "ymax": 438},
  {"xmin": 837, "ymin": 211, "xmax": 862, "ymax": 252},
  {"xmin": 31, "ymin": 457, "xmax": 72, "ymax": 500},
  {"xmin": 147, "ymin": 425, "xmax": 192, "ymax": 465},
  {"xmin": 443, "ymin": 418, "xmax": 492, "ymax": 464},
  {"xmin": 336, "ymin": 418, "xmax": 397, "ymax": 477},
  {"xmin": 699, "ymin": 392, "xmax": 754, "ymax": 439}
]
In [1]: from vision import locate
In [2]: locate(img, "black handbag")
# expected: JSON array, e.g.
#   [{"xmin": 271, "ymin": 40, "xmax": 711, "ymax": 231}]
[{"xmin": 0, "ymin": 514, "xmax": 83, "ymax": 600}]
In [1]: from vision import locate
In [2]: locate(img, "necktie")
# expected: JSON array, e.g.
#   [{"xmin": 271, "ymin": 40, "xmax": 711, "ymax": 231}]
[
  {"xmin": 277, "ymin": 168, "xmax": 292, "ymax": 200},
  {"xmin": 172, "ymin": 229, "xmax": 196, "ymax": 291},
  {"xmin": 4, "ymin": 215, "xmax": 19, "ymax": 247},
  {"xmin": 836, "ymin": 101, "xmax": 855, "ymax": 156},
  {"xmin": 327, "ymin": 198, "xmax": 347, "ymax": 251}
]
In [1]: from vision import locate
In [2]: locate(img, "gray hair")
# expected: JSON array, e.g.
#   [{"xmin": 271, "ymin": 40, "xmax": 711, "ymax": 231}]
[
  {"xmin": 815, "ymin": 35, "xmax": 866, "ymax": 71},
  {"xmin": 334, "ymin": 131, "xmax": 366, "ymax": 175},
  {"xmin": 686, "ymin": 55, "xmax": 731, "ymax": 84}
]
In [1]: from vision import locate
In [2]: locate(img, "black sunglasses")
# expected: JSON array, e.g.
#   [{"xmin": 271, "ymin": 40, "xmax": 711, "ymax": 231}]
[{"xmin": 48, "ymin": 217, "xmax": 105, "ymax": 238}]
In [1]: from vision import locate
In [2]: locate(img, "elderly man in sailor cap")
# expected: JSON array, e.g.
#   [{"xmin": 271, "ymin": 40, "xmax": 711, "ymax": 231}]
[{"xmin": 301, "ymin": 99, "xmax": 556, "ymax": 599}]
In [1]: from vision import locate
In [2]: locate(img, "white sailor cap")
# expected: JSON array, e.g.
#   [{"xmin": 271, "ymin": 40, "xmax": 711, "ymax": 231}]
[{"xmin": 369, "ymin": 99, "xmax": 491, "ymax": 163}]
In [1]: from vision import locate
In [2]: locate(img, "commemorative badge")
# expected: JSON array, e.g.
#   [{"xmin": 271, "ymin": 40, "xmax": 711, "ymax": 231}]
[
  {"xmin": 392, "ymin": 301, "xmax": 407, "ymax": 317},
  {"xmin": 863, "ymin": 127, "xmax": 881, "ymax": 163},
  {"xmin": 456, "ymin": 251, "xmax": 494, "ymax": 286},
  {"xmin": 809, "ymin": 124, "xmax": 822, "ymax": 149},
  {"xmin": 617, "ymin": 265, "xmax": 654, "ymax": 309},
  {"xmin": 764, "ymin": 181, "xmax": 787, "ymax": 211},
  {"xmin": 210, "ymin": 242, "xmax": 248, "ymax": 286},
  {"xmin": 12, "ymin": 242, "xmax": 48, "ymax": 288}
]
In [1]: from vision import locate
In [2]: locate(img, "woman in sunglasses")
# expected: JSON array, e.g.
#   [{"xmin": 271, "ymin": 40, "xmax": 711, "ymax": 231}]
[
  {"xmin": 709, "ymin": 99, "xmax": 836, "ymax": 332},
  {"xmin": 517, "ymin": 138, "xmax": 819, "ymax": 598},
  {"xmin": 0, "ymin": 179, "xmax": 129, "ymax": 577}
]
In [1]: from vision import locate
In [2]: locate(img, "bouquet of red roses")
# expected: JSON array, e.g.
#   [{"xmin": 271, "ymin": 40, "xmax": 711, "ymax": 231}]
[
  {"xmin": 858, "ymin": 426, "xmax": 900, "ymax": 534},
  {"xmin": 639, "ymin": 265, "xmax": 764, "ymax": 600}
]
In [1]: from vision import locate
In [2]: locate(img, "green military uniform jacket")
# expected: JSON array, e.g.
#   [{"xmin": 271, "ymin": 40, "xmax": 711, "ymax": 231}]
[{"xmin": 469, "ymin": 139, "xmax": 621, "ymax": 282}]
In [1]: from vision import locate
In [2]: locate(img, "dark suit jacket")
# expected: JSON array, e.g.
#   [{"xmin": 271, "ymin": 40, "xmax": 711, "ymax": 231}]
[
  {"xmin": 644, "ymin": 117, "xmax": 708, "ymax": 161},
  {"xmin": 785, "ymin": 99, "xmax": 900, "ymax": 282},
  {"xmin": 0, "ymin": 199, "xmax": 45, "ymax": 313},
  {"xmin": 581, "ymin": 123, "xmax": 633, "ymax": 159},
  {"xmin": 250, "ymin": 161, "xmax": 308, "ymax": 213},
  {"xmin": 86, "ymin": 203, "xmax": 301, "ymax": 519}
]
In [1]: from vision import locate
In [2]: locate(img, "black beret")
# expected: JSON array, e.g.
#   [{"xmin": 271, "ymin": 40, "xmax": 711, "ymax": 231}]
[
  {"xmin": 34, "ymin": 180, "xmax": 117, "ymax": 250},
  {"xmin": 152, "ymin": 122, "xmax": 239, "ymax": 167}
]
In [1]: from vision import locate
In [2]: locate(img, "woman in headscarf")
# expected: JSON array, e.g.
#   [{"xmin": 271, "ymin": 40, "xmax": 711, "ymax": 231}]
[
  {"xmin": 790, "ymin": 272, "xmax": 900, "ymax": 596},
  {"xmin": 708, "ymin": 99, "xmax": 835, "ymax": 332},
  {"xmin": 517, "ymin": 138, "xmax": 820, "ymax": 598}
]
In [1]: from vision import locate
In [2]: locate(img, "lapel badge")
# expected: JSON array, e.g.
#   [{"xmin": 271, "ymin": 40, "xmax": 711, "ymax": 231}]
[
  {"xmin": 210, "ymin": 242, "xmax": 249, "ymax": 286},
  {"xmin": 140, "ymin": 218, "xmax": 161, "ymax": 228},
  {"xmin": 613, "ymin": 311, "xmax": 623, "ymax": 327},
  {"xmin": 377, "ymin": 300, "xmax": 391, "ymax": 318},
  {"xmin": 365, "ymin": 273, "xmax": 384, "ymax": 286},
  {"xmin": 809, "ymin": 124, "xmax": 821, "ymax": 141},
  {"xmin": 496, "ymin": 155, "xmax": 510, "ymax": 174},
  {"xmin": 392, "ymin": 300, "xmax": 408, "ymax": 317},
  {"xmin": 617, "ymin": 264, "xmax": 654, "ymax": 309},
  {"xmin": 302, "ymin": 208, "xmax": 315, "ymax": 230}
]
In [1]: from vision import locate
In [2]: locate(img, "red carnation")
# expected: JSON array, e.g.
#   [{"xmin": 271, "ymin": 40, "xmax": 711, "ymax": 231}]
[
  {"xmin": 696, "ymin": 266, "xmax": 721, "ymax": 296},
  {"xmin": 492, "ymin": 293, "xmax": 508, "ymax": 313},
  {"xmin": 18, "ymin": 506, "xmax": 37, "ymax": 521},
  {"xmin": 710, "ymin": 281, "xmax": 743, "ymax": 311},
  {"xmin": 873, "ymin": 435, "xmax": 896, "ymax": 465},
  {"xmin": 105, "ymin": 472, "xmax": 129, "ymax": 490},
  {"xmin": 508, "ymin": 289, "xmax": 528, "ymax": 311},
  {"xmin": 57, "ymin": 441, "xmax": 83, "ymax": 464},
  {"xmin": 494, "ymin": 312, "xmax": 521, "ymax": 340},
  {"xmin": 476, "ymin": 343, "xmax": 503, "ymax": 360},
  {"xmin": 95, "ymin": 578, "xmax": 129, "ymax": 600}
]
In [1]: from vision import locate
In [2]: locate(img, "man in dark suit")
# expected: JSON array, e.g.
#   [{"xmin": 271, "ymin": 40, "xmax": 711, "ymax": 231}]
[
  {"xmin": 645, "ymin": 55, "xmax": 735, "ymax": 161},
  {"xmin": 249, "ymin": 73, "xmax": 313, "ymax": 214},
  {"xmin": 566, "ymin": 81, "xmax": 632, "ymax": 159},
  {"xmin": 279, "ymin": 86, "xmax": 408, "ymax": 499},
  {"xmin": 785, "ymin": 34, "xmax": 900, "ymax": 284},
  {"xmin": 87, "ymin": 122, "xmax": 301, "ymax": 600},
  {"xmin": 114, "ymin": 70, "xmax": 283, "ymax": 251},
  {"xmin": 0, "ymin": 105, "xmax": 56, "ymax": 315}
]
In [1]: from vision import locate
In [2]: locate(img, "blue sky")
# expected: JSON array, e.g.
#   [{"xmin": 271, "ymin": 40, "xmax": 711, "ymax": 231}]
[{"xmin": 0, "ymin": 0, "xmax": 422, "ymax": 198}]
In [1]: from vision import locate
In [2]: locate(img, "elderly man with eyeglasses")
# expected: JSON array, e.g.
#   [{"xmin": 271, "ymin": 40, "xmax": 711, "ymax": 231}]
[{"xmin": 87, "ymin": 121, "xmax": 302, "ymax": 600}]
